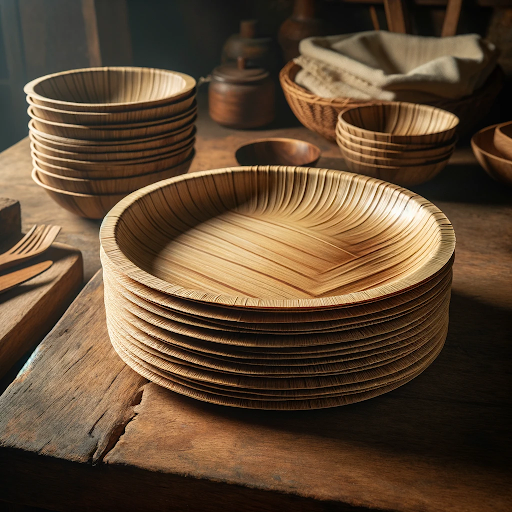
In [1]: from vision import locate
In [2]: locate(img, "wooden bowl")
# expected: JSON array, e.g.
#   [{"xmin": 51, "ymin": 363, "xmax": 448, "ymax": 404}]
[
  {"xmin": 99, "ymin": 166, "xmax": 455, "ymax": 309},
  {"xmin": 493, "ymin": 122, "xmax": 512, "ymax": 161},
  {"xmin": 31, "ymin": 137, "xmax": 194, "ymax": 170},
  {"xmin": 471, "ymin": 124, "xmax": 512, "ymax": 186},
  {"xmin": 28, "ymin": 104, "xmax": 197, "ymax": 141},
  {"xmin": 30, "ymin": 126, "xmax": 196, "ymax": 161},
  {"xmin": 338, "ymin": 139, "xmax": 455, "ymax": 167},
  {"xmin": 26, "ymin": 91, "xmax": 196, "ymax": 125},
  {"xmin": 339, "ymin": 103, "xmax": 459, "ymax": 145},
  {"xmin": 336, "ymin": 128, "xmax": 457, "ymax": 160},
  {"xmin": 24, "ymin": 67, "xmax": 196, "ymax": 113},
  {"xmin": 32, "ymin": 143, "xmax": 194, "ymax": 179},
  {"xmin": 32, "ymin": 169, "xmax": 127, "ymax": 219},
  {"xmin": 35, "ymin": 152, "xmax": 194, "ymax": 195},
  {"xmin": 235, "ymin": 138, "xmax": 321, "ymax": 166},
  {"xmin": 336, "ymin": 128, "xmax": 440, "ymax": 151},
  {"xmin": 29, "ymin": 122, "xmax": 195, "ymax": 153},
  {"xmin": 342, "ymin": 153, "xmax": 451, "ymax": 187}
]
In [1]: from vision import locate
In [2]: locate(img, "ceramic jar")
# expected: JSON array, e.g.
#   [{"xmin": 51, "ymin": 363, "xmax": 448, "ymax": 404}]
[{"xmin": 208, "ymin": 57, "xmax": 275, "ymax": 130}]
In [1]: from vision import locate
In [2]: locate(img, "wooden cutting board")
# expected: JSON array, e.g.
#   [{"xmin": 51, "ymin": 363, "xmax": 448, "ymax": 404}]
[
  {"xmin": 0, "ymin": 197, "xmax": 83, "ymax": 381},
  {"xmin": 0, "ymin": 263, "xmax": 510, "ymax": 512}
]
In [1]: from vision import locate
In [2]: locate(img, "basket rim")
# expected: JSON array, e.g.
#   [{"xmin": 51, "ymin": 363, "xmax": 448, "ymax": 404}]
[
  {"xmin": 100, "ymin": 165, "xmax": 456, "ymax": 310},
  {"xmin": 279, "ymin": 60, "xmax": 503, "ymax": 109}
]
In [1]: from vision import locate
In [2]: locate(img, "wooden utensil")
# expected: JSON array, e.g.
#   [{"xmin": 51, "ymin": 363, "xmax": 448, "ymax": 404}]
[
  {"xmin": 0, "ymin": 224, "xmax": 61, "ymax": 271},
  {"xmin": 493, "ymin": 122, "xmax": 512, "ymax": 161},
  {"xmin": 235, "ymin": 138, "xmax": 321, "ymax": 166},
  {"xmin": 472, "ymin": 124, "xmax": 512, "ymax": 186},
  {"xmin": 0, "ymin": 261, "xmax": 53, "ymax": 294},
  {"xmin": 24, "ymin": 66, "xmax": 196, "ymax": 112},
  {"xmin": 338, "ymin": 102, "xmax": 459, "ymax": 145}
]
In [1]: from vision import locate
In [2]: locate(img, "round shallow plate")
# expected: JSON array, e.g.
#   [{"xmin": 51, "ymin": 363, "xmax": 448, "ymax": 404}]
[
  {"xmin": 101, "ymin": 247, "xmax": 453, "ymax": 327},
  {"xmin": 100, "ymin": 166, "xmax": 455, "ymax": 309},
  {"xmin": 24, "ymin": 66, "xmax": 196, "ymax": 112},
  {"xmin": 104, "ymin": 268, "xmax": 451, "ymax": 345},
  {"xmin": 107, "ymin": 322, "xmax": 446, "ymax": 409}
]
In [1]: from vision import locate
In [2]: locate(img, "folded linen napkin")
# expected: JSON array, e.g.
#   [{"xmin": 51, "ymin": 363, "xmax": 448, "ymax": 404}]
[{"xmin": 294, "ymin": 31, "xmax": 498, "ymax": 102}]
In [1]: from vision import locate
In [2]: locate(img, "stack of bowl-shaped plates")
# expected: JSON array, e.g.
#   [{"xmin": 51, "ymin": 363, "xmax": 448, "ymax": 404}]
[
  {"xmin": 336, "ymin": 102, "xmax": 459, "ymax": 187},
  {"xmin": 25, "ymin": 67, "xmax": 197, "ymax": 219},
  {"xmin": 471, "ymin": 122, "xmax": 512, "ymax": 187},
  {"xmin": 100, "ymin": 165, "xmax": 456, "ymax": 410}
]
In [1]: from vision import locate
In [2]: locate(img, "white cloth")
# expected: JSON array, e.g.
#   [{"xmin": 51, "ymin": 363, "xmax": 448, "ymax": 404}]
[{"xmin": 294, "ymin": 31, "xmax": 498, "ymax": 102}]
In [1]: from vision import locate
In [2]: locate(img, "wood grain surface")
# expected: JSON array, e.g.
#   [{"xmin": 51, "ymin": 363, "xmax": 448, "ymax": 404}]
[
  {"xmin": 0, "ymin": 92, "xmax": 511, "ymax": 511},
  {"xmin": 0, "ymin": 200, "xmax": 83, "ymax": 380}
]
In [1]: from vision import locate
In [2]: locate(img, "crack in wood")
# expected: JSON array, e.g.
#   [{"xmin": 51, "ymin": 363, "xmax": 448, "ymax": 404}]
[{"xmin": 92, "ymin": 383, "xmax": 147, "ymax": 465}]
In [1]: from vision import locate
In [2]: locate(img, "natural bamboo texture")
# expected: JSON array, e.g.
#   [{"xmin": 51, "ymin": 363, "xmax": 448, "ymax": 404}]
[
  {"xmin": 32, "ymin": 144, "xmax": 194, "ymax": 179},
  {"xmin": 339, "ymin": 129, "xmax": 444, "ymax": 151},
  {"xmin": 29, "ymin": 123, "xmax": 195, "ymax": 153},
  {"xmin": 235, "ymin": 138, "xmax": 321, "ymax": 166},
  {"xmin": 338, "ymin": 103, "xmax": 458, "ymax": 144},
  {"xmin": 30, "ymin": 126, "xmax": 195, "ymax": 160},
  {"xmin": 31, "ymin": 137, "xmax": 195, "ymax": 173},
  {"xmin": 29, "ymin": 105, "xmax": 197, "ymax": 140},
  {"xmin": 338, "ymin": 138, "xmax": 453, "ymax": 166},
  {"xmin": 100, "ymin": 166, "xmax": 455, "ymax": 308},
  {"xmin": 35, "ymin": 152, "xmax": 194, "ymax": 195},
  {"xmin": 279, "ymin": 61, "xmax": 503, "ymax": 141},
  {"xmin": 99, "ymin": 165, "xmax": 455, "ymax": 408},
  {"xmin": 337, "ymin": 130, "xmax": 456, "ymax": 160},
  {"xmin": 493, "ymin": 121, "xmax": 512, "ymax": 161},
  {"xmin": 335, "ymin": 107, "xmax": 456, "ymax": 186},
  {"xmin": 26, "ymin": 91, "xmax": 196, "ymax": 125},
  {"xmin": 471, "ymin": 124, "xmax": 512, "ymax": 187},
  {"xmin": 24, "ymin": 66, "xmax": 196, "ymax": 112},
  {"xmin": 340, "ymin": 154, "xmax": 450, "ymax": 186},
  {"xmin": 32, "ymin": 169, "xmax": 128, "ymax": 219}
]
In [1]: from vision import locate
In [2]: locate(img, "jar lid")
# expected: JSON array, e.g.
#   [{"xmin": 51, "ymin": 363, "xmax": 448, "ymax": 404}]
[{"xmin": 212, "ymin": 57, "xmax": 269, "ymax": 84}]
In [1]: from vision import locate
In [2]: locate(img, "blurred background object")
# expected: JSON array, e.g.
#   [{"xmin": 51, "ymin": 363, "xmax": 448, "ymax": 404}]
[{"xmin": 0, "ymin": 0, "xmax": 511, "ymax": 151}]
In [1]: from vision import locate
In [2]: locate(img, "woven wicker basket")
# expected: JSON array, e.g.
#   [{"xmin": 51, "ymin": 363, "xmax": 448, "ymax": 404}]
[{"xmin": 280, "ymin": 61, "xmax": 503, "ymax": 142}]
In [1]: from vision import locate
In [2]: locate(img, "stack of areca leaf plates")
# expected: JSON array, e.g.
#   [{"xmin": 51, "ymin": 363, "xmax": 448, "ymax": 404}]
[{"xmin": 100, "ymin": 165, "xmax": 455, "ymax": 410}]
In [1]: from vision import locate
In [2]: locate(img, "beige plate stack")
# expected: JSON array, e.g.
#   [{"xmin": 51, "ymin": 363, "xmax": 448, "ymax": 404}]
[
  {"xmin": 336, "ymin": 102, "xmax": 459, "ymax": 187},
  {"xmin": 100, "ymin": 165, "xmax": 456, "ymax": 410},
  {"xmin": 25, "ymin": 66, "xmax": 197, "ymax": 219}
]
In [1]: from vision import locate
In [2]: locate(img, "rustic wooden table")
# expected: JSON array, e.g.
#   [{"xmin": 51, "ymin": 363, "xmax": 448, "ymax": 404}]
[{"xmin": 0, "ymin": 98, "xmax": 511, "ymax": 512}]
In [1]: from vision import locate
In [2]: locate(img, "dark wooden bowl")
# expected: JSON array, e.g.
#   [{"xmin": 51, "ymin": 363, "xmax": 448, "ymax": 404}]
[{"xmin": 235, "ymin": 138, "xmax": 321, "ymax": 167}]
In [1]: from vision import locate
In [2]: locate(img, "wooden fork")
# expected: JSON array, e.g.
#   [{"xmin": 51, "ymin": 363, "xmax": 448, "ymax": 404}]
[{"xmin": 0, "ymin": 225, "xmax": 61, "ymax": 272}]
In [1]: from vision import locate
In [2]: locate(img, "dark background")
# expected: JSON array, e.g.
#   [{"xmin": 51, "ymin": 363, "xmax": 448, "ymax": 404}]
[{"xmin": 0, "ymin": 0, "xmax": 510, "ymax": 151}]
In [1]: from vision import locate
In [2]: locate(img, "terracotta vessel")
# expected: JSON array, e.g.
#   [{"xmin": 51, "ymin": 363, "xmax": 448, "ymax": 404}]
[
  {"xmin": 222, "ymin": 19, "xmax": 278, "ymax": 72},
  {"xmin": 278, "ymin": 0, "xmax": 325, "ymax": 62},
  {"xmin": 208, "ymin": 57, "xmax": 275, "ymax": 129}
]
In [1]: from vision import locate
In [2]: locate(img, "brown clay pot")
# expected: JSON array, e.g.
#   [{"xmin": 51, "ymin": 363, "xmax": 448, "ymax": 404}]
[
  {"xmin": 278, "ymin": 0, "xmax": 325, "ymax": 62},
  {"xmin": 208, "ymin": 57, "xmax": 275, "ymax": 130},
  {"xmin": 221, "ymin": 20, "xmax": 279, "ymax": 73}
]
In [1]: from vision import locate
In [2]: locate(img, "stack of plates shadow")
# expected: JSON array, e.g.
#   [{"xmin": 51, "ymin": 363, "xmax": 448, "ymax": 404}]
[
  {"xmin": 100, "ymin": 165, "xmax": 455, "ymax": 410},
  {"xmin": 25, "ymin": 67, "xmax": 197, "ymax": 219}
]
